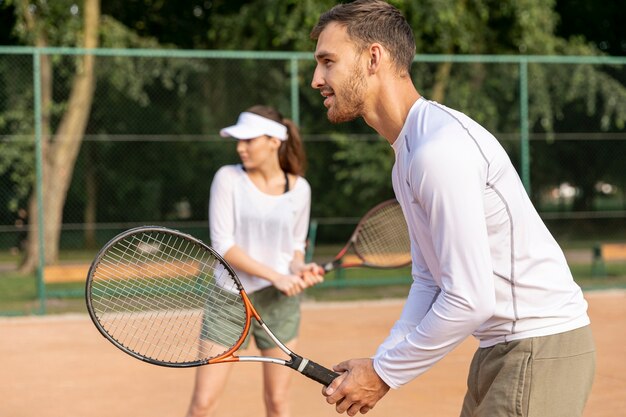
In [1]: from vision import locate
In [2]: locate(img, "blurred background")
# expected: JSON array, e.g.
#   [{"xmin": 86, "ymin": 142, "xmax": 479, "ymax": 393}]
[{"xmin": 0, "ymin": 0, "xmax": 624, "ymax": 315}]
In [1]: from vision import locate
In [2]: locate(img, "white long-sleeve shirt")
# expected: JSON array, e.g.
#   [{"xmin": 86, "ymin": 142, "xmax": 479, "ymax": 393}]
[
  {"xmin": 373, "ymin": 98, "xmax": 590, "ymax": 389},
  {"xmin": 208, "ymin": 164, "xmax": 312, "ymax": 293}
]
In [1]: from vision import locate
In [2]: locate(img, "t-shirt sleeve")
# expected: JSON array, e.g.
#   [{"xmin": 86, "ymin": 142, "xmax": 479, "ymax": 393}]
[
  {"xmin": 209, "ymin": 167, "xmax": 236, "ymax": 256},
  {"xmin": 292, "ymin": 179, "xmax": 311, "ymax": 253}
]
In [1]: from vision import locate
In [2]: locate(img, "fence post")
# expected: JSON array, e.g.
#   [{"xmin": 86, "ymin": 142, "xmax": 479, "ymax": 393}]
[
  {"xmin": 33, "ymin": 49, "xmax": 47, "ymax": 314},
  {"xmin": 519, "ymin": 58, "xmax": 531, "ymax": 195},
  {"xmin": 305, "ymin": 219, "xmax": 318, "ymax": 263},
  {"xmin": 290, "ymin": 57, "xmax": 300, "ymax": 127},
  {"xmin": 591, "ymin": 243, "xmax": 606, "ymax": 278}
]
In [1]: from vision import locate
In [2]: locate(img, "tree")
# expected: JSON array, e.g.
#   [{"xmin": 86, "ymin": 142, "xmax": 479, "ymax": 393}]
[
  {"xmin": 7, "ymin": 0, "xmax": 100, "ymax": 272},
  {"xmin": 2, "ymin": 0, "xmax": 211, "ymax": 268},
  {"xmin": 1, "ymin": 0, "xmax": 624, "ymax": 255}
]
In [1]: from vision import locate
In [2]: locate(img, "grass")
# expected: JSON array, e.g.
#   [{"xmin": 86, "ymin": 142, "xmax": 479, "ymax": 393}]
[
  {"xmin": 1, "ymin": 248, "xmax": 625, "ymax": 316},
  {"xmin": 0, "ymin": 272, "xmax": 41, "ymax": 315},
  {"xmin": 570, "ymin": 263, "xmax": 626, "ymax": 291}
]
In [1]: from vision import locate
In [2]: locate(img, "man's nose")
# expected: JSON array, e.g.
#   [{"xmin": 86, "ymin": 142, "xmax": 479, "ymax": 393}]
[{"xmin": 311, "ymin": 65, "xmax": 324, "ymax": 89}]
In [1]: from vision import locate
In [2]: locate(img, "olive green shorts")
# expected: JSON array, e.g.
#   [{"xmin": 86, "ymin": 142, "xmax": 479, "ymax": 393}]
[
  {"xmin": 201, "ymin": 285, "xmax": 300, "ymax": 351},
  {"xmin": 243, "ymin": 285, "xmax": 301, "ymax": 350},
  {"xmin": 460, "ymin": 325, "xmax": 595, "ymax": 417}
]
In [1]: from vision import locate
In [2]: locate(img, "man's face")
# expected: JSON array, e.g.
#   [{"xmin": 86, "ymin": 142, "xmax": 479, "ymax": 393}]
[{"xmin": 311, "ymin": 22, "xmax": 367, "ymax": 123}]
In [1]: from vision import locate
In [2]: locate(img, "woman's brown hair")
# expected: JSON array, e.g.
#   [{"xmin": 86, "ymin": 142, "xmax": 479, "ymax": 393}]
[{"xmin": 246, "ymin": 105, "xmax": 307, "ymax": 176}]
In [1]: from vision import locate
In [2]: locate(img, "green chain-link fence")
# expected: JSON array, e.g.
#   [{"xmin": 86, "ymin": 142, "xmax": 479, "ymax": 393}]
[{"xmin": 1, "ymin": 47, "xmax": 625, "ymax": 314}]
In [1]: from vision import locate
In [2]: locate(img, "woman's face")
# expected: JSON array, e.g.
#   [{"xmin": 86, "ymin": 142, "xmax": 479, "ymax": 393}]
[{"xmin": 236, "ymin": 135, "xmax": 280, "ymax": 170}]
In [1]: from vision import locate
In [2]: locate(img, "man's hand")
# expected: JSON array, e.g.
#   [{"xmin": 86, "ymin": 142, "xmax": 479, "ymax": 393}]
[{"xmin": 322, "ymin": 358, "xmax": 390, "ymax": 416}]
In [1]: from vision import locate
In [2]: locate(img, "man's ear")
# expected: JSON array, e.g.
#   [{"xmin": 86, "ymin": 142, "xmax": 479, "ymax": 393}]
[{"xmin": 367, "ymin": 43, "xmax": 384, "ymax": 74}]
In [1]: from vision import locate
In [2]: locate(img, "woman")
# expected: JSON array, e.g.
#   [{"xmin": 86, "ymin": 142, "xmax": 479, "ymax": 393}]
[{"xmin": 185, "ymin": 105, "xmax": 324, "ymax": 417}]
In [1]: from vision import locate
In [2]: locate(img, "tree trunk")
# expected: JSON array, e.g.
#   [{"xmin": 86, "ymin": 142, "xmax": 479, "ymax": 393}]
[
  {"xmin": 431, "ymin": 44, "xmax": 455, "ymax": 104},
  {"xmin": 431, "ymin": 60, "xmax": 453, "ymax": 104},
  {"xmin": 84, "ymin": 143, "xmax": 98, "ymax": 249},
  {"xmin": 20, "ymin": 0, "xmax": 100, "ymax": 273}
]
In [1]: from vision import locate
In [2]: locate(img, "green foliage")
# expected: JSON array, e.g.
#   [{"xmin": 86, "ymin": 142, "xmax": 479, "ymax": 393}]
[
  {"xmin": 332, "ymin": 134, "xmax": 395, "ymax": 204},
  {"xmin": 0, "ymin": 2, "xmax": 211, "ymax": 219},
  {"xmin": 0, "ymin": 140, "xmax": 33, "ymax": 213},
  {"xmin": 7, "ymin": 0, "xmax": 83, "ymax": 45},
  {"xmin": 0, "ymin": 0, "xmax": 624, "ymax": 232},
  {"xmin": 0, "ymin": 54, "xmax": 35, "ymax": 213},
  {"xmin": 206, "ymin": 0, "xmax": 336, "ymax": 51}
]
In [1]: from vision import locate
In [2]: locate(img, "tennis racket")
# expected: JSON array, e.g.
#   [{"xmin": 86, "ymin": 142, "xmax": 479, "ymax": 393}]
[
  {"xmin": 323, "ymin": 199, "xmax": 411, "ymax": 273},
  {"xmin": 85, "ymin": 226, "xmax": 338, "ymax": 386}
]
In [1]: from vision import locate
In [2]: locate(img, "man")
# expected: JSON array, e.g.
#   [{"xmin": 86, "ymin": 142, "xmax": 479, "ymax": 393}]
[{"xmin": 310, "ymin": 1, "xmax": 595, "ymax": 416}]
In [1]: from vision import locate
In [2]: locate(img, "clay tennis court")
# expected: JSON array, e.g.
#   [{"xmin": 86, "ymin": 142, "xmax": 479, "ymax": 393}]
[{"xmin": 1, "ymin": 289, "xmax": 624, "ymax": 417}]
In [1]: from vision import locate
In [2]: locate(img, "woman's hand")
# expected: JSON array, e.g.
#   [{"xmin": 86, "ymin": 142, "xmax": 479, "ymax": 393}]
[
  {"xmin": 291, "ymin": 261, "xmax": 325, "ymax": 288},
  {"xmin": 272, "ymin": 273, "xmax": 308, "ymax": 296}
]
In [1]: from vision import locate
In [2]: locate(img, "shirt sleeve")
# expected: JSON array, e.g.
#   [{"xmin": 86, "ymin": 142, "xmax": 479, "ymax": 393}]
[
  {"xmin": 374, "ymin": 133, "xmax": 495, "ymax": 389},
  {"xmin": 292, "ymin": 179, "xmax": 311, "ymax": 253},
  {"xmin": 209, "ymin": 166, "xmax": 236, "ymax": 256},
  {"xmin": 374, "ymin": 274, "xmax": 440, "ymax": 357}
]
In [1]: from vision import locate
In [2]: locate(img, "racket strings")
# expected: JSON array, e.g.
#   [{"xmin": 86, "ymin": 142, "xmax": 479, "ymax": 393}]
[
  {"xmin": 90, "ymin": 231, "xmax": 248, "ymax": 364},
  {"xmin": 354, "ymin": 203, "xmax": 411, "ymax": 267},
  {"xmin": 97, "ymin": 249, "xmax": 239, "ymax": 361}
]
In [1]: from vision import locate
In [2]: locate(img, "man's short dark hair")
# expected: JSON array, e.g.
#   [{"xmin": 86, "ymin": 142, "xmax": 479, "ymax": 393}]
[{"xmin": 310, "ymin": 0, "xmax": 416, "ymax": 74}]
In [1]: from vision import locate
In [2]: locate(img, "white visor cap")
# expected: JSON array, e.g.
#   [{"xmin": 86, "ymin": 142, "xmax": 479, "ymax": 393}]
[{"xmin": 219, "ymin": 112, "xmax": 288, "ymax": 141}]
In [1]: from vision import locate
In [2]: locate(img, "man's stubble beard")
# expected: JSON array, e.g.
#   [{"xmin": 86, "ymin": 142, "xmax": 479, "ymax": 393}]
[{"xmin": 327, "ymin": 63, "xmax": 367, "ymax": 124}]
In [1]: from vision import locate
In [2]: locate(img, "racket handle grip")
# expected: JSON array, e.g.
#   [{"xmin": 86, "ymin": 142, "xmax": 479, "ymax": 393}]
[{"xmin": 299, "ymin": 358, "xmax": 340, "ymax": 386}]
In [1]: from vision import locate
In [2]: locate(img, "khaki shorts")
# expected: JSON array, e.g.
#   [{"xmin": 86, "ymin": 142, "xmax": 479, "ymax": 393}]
[
  {"xmin": 460, "ymin": 325, "xmax": 595, "ymax": 417},
  {"xmin": 201, "ymin": 285, "xmax": 300, "ymax": 351}
]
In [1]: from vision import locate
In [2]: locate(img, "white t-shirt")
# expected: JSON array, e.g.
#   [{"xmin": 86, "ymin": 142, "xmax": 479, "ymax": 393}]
[
  {"xmin": 373, "ymin": 98, "xmax": 590, "ymax": 389},
  {"xmin": 208, "ymin": 164, "xmax": 312, "ymax": 293}
]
